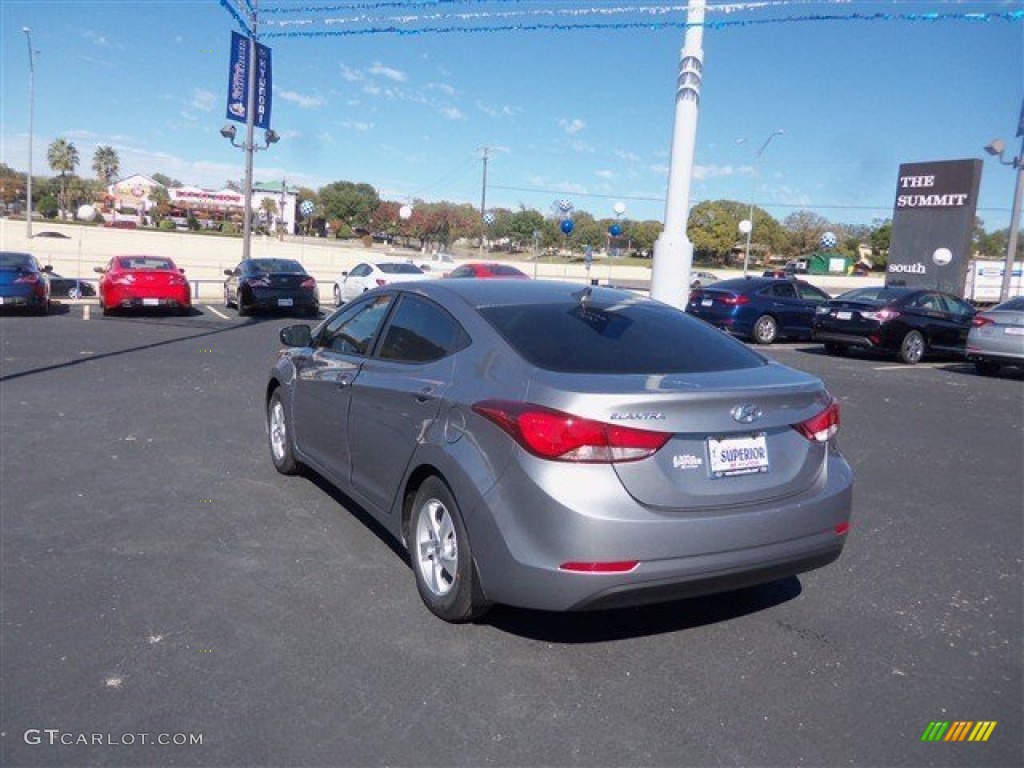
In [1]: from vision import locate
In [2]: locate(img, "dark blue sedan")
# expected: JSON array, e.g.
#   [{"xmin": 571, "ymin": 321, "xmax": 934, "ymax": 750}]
[
  {"xmin": 0, "ymin": 251, "xmax": 51, "ymax": 315},
  {"xmin": 687, "ymin": 277, "xmax": 832, "ymax": 344}
]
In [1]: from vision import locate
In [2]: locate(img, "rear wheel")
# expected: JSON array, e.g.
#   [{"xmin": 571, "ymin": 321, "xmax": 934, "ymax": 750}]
[
  {"xmin": 409, "ymin": 477, "xmax": 489, "ymax": 623},
  {"xmin": 752, "ymin": 314, "xmax": 779, "ymax": 344},
  {"xmin": 898, "ymin": 330, "xmax": 925, "ymax": 364},
  {"xmin": 267, "ymin": 389, "xmax": 298, "ymax": 475},
  {"xmin": 974, "ymin": 360, "xmax": 1000, "ymax": 376}
]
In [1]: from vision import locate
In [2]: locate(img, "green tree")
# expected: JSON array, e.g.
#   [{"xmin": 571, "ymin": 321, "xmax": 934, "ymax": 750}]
[
  {"xmin": 46, "ymin": 138, "xmax": 79, "ymax": 219},
  {"xmin": 92, "ymin": 145, "xmax": 120, "ymax": 186},
  {"xmin": 506, "ymin": 207, "xmax": 547, "ymax": 250},
  {"xmin": 781, "ymin": 210, "xmax": 833, "ymax": 258},
  {"xmin": 318, "ymin": 181, "xmax": 381, "ymax": 229}
]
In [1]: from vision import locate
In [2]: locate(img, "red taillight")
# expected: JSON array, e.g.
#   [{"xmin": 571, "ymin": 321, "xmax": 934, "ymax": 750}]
[
  {"xmin": 794, "ymin": 398, "xmax": 840, "ymax": 442},
  {"xmin": 834, "ymin": 522, "xmax": 850, "ymax": 536},
  {"xmin": 111, "ymin": 273, "xmax": 135, "ymax": 285},
  {"xmin": 720, "ymin": 294, "xmax": 749, "ymax": 306},
  {"xmin": 862, "ymin": 308, "xmax": 898, "ymax": 322},
  {"xmin": 375, "ymin": 279, "xmax": 388, "ymax": 287},
  {"xmin": 472, "ymin": 401, "xmax": 671, "ymax": 463},
  {"xmin": 971, "ymin": 315, "xmax": 994, "ymax": 327},
  {"xmin": 169, "ymin": 274, "xmax": 188, "ymax": 286},
  {"xmin": 560, "ymin": 561, "xmax": 639, "ymax": 573},
  {"xmin": 14, "ymin": 272, "xmax": 40, "ymax": 284},
  {"xmin": 301, "ymin": 277, "xmax": 316, "ymax": 289}
]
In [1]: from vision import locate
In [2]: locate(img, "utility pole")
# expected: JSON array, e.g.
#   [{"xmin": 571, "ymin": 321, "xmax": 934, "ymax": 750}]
[
  {"xmin": 479, "ymin": 146, "xmax": 489, "ymax": 258},
  {"xmin": 23, "ymin": 28, "xmax": 35, "ymax": 239},
  {"xmin": 650, "ymin": 0, "xmax": 705, "ymax": 308}
]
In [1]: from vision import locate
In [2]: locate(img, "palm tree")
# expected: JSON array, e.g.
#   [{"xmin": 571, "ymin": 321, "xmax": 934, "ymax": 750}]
[
  {"xmin": 47, "ymin": 138, "xmax": 79, "ymax": 219},
  {"xmin": 92, "ymin": 145, "xmax": 120, "ymax": 186}
]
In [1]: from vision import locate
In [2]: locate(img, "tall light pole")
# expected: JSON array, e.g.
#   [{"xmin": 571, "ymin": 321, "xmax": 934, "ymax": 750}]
[
  {"xmin": 23, "ymin": 27, "xmax": 35, "ymax": 239},
  {"xmin": 984, "ymin": 131, "xmax": 1023, "ymax": 302},
  {"xmin": 741, "ymin": 129, "xmax": 783, "ymax": 277},
  {"xmin": 479, "ymin": 146, "xmax": 490, "ymax": 258},
  {"xmin": 650, "ymin": 0, "xmax": 705, "ymax": 308}
]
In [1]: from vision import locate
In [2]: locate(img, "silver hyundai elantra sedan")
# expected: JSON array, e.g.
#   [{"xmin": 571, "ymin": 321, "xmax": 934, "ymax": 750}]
[{"xmin": 266, "ymin": 279, "xmax": 853, "ymax": 622}]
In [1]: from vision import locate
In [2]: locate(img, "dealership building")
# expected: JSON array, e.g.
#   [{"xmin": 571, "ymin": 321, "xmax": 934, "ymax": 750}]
[{"xmin": 106, "ymin": 174, "xmax": 298, "ymax": 234}]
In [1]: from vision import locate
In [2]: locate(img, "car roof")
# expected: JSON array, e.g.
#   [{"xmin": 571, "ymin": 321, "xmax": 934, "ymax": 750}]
[
  {"xmin": 710, "ymin": 276, "xmax": 793, "ymax": 291},
  {"xmin": 400, "ymin": 278, "xmax": 640, "ymax": 309}
]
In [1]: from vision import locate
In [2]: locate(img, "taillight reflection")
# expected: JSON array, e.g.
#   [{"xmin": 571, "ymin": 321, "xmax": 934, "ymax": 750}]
[{"xmin": 793, "ymin": 398, "xmax": 840, "ymax": 442}]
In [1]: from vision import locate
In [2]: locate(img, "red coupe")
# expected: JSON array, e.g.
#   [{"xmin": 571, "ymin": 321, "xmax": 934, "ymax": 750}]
[
  {"xmin": 446, "ymin": 262, "xmax": 529, "ymax": 279},
  {"xmin": 96, "ymin": 255, "xmax": 191, "ymax": 316}
]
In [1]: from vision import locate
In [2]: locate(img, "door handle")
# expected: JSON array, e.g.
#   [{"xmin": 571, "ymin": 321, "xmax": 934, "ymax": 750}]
[{"xmin": 414, "ymin": 387, "xmax": 437, "ymax": 404}]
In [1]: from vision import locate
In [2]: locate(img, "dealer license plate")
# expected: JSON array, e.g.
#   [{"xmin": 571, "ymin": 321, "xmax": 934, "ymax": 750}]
[
  {"xmin": 836, "ymin": 311, "xmax": 852, "ymax": 320},
  {"xmin": 278, "ymin": 298, "xmax": 294, "ymax": 307},
  {"xmin": 708, "ymin": 433, "xmax": 769, "ymax": 478},
  {"xmin": 1005, "ymin": 327, "xmax": 1024, "ymax": 335},
  {"xmin": 701, "ymin": 298, "xmax": 713, "ymax": 307},
  {"xmin": 143, "ymin": 298, "xmax": 159, "ymax": 306}
]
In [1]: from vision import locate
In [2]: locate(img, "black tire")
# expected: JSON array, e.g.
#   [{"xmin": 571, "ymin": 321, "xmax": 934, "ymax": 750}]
[
  {"xmin": 37, "ymin": 300, "xmax": 49, "ymax": 316},
  {"xmin": 752, "ymin": 314, "xmax": 778, "ymax": 345},
  {"xmin": 408, "ymin": 477, "xmax": 490, "ymax": 623},
  {"xmin": 237, "ymin": 291, "xmax": 249, "ymax": 317},
  {"xmin": 824, "ymin": 342, "xmax": 848, "ymax": 356},
  {"xmin": 974, "ymin": 360, "xmax": 1000, "ymax": 376},
  {"xmin": 333, "ymin": 285, "xmax": 341, "ymax": 305},
  {"xmin": 898, "ymin": 330, "xmax": 925, "ymax": 365},
  {"xmin": 267, "ymin": 389, "xmax": 299, "ymax": 475}
]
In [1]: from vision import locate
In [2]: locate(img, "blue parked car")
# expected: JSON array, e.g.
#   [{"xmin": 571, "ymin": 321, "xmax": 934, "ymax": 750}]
[
  {"xmin": 0, "ymin": 251, "xmax": 51, "ymax": 315},
  {"xmin": 687, "ymin": 276, "xmax": 832, "ymax": 344}
]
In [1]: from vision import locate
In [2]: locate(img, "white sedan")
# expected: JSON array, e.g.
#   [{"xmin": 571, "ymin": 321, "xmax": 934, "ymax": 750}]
[{"xmin": 333, "ymin": 261, "xmax": 431, "ymax": 304}]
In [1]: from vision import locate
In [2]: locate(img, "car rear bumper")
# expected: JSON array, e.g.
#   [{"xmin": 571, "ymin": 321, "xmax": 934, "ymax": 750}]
[
  {"xmin": 466, "ymin": 453, "xmax": 853, "ymax": 612},
  {"xmin": 0, "ymin": 290, "xmax": 47, "ymax": 308},
  {"xmin": 246, "ymin": 290, "xmax": 318, "ymax": 311},
  {"xmin": 812, "ymin": 330, "xmax": 877, "ymax": 349}
]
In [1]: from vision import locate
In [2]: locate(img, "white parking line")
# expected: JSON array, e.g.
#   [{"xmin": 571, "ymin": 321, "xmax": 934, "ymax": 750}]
[
  {"xmin": 204, "ymin": 305, "xmax": 229, "ymax": 319},
  {"xmin": 873, "ymin": 363, "xmax": 951, "ymax": 371},
  {"xmin": 82, "ymin": 305, "xmax": 90, "ymax": 321}
]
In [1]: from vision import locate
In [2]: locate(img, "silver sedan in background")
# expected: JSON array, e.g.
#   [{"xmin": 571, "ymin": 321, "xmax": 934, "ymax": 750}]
[
  {"xmin": 266, "ymin": 280, "xmax": 853, "ymax": 622},
  {"xmin": 966, "ymin": 296, "xmax": 1024, "ymax": 375}
]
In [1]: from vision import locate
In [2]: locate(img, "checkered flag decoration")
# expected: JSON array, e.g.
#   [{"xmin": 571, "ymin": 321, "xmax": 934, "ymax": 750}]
[{"xmin": 819, "ymin": 231, "xmax": 837, "ymax": 250}]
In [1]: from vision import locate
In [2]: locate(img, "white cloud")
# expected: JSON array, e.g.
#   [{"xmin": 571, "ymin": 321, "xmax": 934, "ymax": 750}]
[
  {"xmin": 191, "ymin": 89, "xmax": 216, "ymax": 112},
  {"xmin": 559, "ymin": 118, "xmax": 586, "ymax": 135},
  {"xmin": 692, "ymin": 164, "xmax": 739, "ymax": 181},
  {"xmin": 477, "ymin": 101, "xmax": 520, "ymax": 118},
  {"xmin": 340, "ymin": 65, "xmax": 363, "ymax": 83},
  {"xmin": 83, "ymin": 30, "xmax": 109, "ymax": 46},
  {"xmin": 369, "ymin": 63, "xmax": 407, "ymax": 82},
  {"xmin": 277, "ymin": 89, "xmax": 326, "ymax": 109},
  {"xmin": 341, "ymin": 121, "xmax": 373, "ymax": 132},
  {"xmin": 596, "ymin": 170, "xmax": 615, "ymax": 180},
  {"xmin": 439, "ymin": 106, "xmax": 465, "ymax": 121}
]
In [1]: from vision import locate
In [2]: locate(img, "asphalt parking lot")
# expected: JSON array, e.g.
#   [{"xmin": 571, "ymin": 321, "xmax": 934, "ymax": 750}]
[{"xmin": 2, "ymin": 302, "xmax": 1021, "ymax": 768}]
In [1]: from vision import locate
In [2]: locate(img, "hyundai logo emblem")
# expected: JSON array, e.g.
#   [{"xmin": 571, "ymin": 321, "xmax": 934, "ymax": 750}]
[{"xmin": 731, "ymin": 404, "xmax": 762, "ymax": 424}]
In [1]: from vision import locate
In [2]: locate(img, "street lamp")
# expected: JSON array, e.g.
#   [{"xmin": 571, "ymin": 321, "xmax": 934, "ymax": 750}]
[
  {"xmin": 984, "ymin": 133, "xmax": 1023, "ymax": 302},
  {"xmin": 741, "ymin": 129, "xmax": 783, "ymax": 276},
  {"xmin": 23, "ymin": 27, "xmax": 36, "ymax": 239},
  {"xmin": 220, "ymin": 123, "xmax": 281, "ymax": 259}
]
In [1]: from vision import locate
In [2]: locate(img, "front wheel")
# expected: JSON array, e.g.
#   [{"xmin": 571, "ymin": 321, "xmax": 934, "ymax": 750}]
[
  {"xmin": 237, "ymin": 291, "xmax": 249, "ymax": 317},
  {"xmin": 409, "ymin": 477, "xmax": 490, "ymax": 623},
  {"xmin": 752, "ymin": 314, "xmax": 778, "ymax": 344},
  {"xmin": 898, "ymin": 330, "xmax": 925, "ymax": 364},
  {"xmin": 267, "ymin": 389, "xmax": 299, "ymax": 475}
]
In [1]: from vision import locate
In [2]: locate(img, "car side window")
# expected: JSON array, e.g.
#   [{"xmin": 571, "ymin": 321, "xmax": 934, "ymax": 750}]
[
  {"xmin": 798, "ymin": 284, "xmax": 830, "ymax": 303},
  {"xmin": 378, "ymin": 295, "xmax": 465, "ymax": 363},
  {"xmin": 350, "ymin": 264, "xmax": 371, "ymax": 278},
  {"xmin": 909, "ymin": 293, "xmax": 940, "ymax": 311},
  {"xmin": 319, "ymin": 295, "xmax": 393, "ymax": 355},
  {"xmin": 766, "ymin": 283, "xmax": 797, "ymax": 299},
  {"xmin": 937, "ymin": 294, "xmax": 974, "ymax": 317}
]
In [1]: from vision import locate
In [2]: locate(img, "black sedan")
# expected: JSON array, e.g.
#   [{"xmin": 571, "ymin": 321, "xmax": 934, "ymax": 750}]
[
  {"xmin": 812, "ymin": 286, "xmax": 975, "ymax": 364},
  {"xmin": 46, "ymin": 271, "xmax": 97, "ymax": 299},
  {"xmin": 224, "ymin": 258, "xmax": 319, "ymax": 317}
]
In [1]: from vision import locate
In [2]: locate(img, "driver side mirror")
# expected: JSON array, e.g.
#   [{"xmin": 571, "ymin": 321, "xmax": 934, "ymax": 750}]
[{"xmin": 279, "ymin": 324, "xmax": 313, "ymax": 348}]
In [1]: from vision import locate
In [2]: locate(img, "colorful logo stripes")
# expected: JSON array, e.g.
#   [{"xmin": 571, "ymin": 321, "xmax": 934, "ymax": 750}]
[{"xmin": 921, "ymin": 721, "xmax": 997, "ymax": 742}]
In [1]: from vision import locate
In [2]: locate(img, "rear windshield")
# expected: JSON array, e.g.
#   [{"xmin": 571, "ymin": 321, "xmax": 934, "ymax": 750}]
[
  {"xmin": 0, "ymin": 252, "xmax": 34, "ymax": 269},
  {"xmin": 250, "ymin": 259, "xmax": 305, "ymax": 273},
  {"xmin": 480, "ymin": 300, "xmax": 765, "ymax": 374},
  {"xmin": 379, "ymin": 263, "xmax": 423, "ymax": 275},
  {"xmin": 993, "ymin": 296, "xmax": 1024, "ymax": 312},
  {"xmin": 837, "ymin": 286, "xmax": 911, "ymax": 303},
  {"xmin": 118, "ymin": 257, "xmax": 175, "ymax": 271}
]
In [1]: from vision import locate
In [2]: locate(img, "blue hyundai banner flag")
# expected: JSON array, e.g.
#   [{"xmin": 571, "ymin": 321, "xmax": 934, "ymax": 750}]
[
  {"xmin": 225, "ymin": 31, "xmax": 272, "ymax": 130},
  {"xmin": 1017, "ymin": 97, "xmax": 1023, "ymax": 137}
]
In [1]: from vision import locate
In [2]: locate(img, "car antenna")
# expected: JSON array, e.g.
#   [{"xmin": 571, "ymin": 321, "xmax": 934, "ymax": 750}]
[{"xmin": 572, "ymin": 285, "xmax": 593, "ymax": 307}]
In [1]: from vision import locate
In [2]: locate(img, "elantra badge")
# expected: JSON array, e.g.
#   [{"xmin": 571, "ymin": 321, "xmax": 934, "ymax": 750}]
[{"xmin": 731, "ymin": 404, "xmax": 762, "ymax": 424}]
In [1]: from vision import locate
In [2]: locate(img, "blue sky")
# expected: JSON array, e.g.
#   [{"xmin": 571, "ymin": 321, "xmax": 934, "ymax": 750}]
[{"xmin": 1, "ymin": 1, "xmax": 1022, "ymax": 231}]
